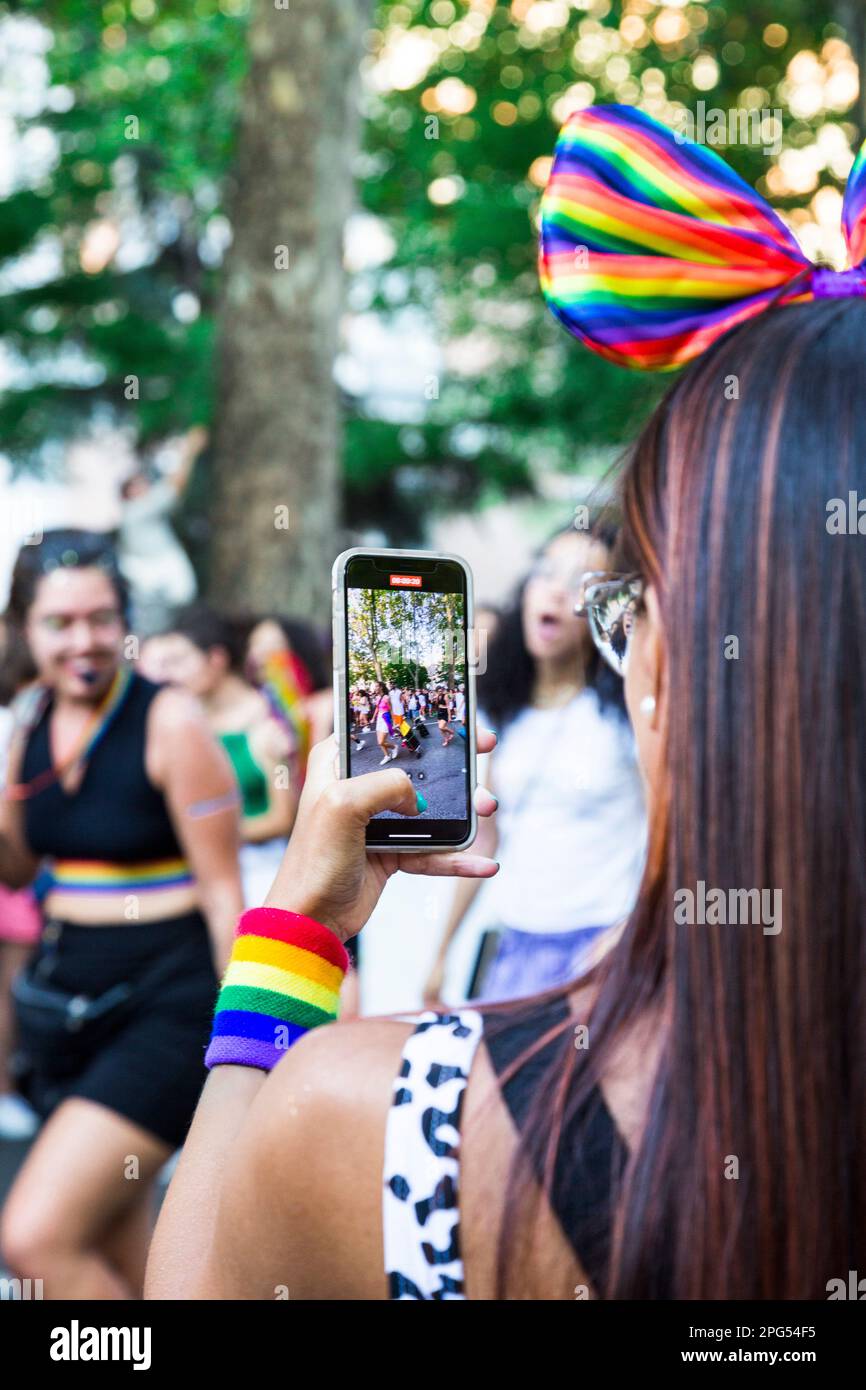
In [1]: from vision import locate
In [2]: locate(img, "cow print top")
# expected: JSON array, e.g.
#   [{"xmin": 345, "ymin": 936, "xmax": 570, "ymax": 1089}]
[
  {"xmin": 381, "ymin": 998, "xmax": 629, "ymax": 1300},
  {"xmin": 383, "ymin": 1009, "xmax": 483, "ymax": 1300}
]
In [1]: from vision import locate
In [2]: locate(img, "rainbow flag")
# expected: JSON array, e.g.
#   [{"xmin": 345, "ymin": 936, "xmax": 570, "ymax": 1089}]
[{"xmin": 261, "ymin": 649, "xmax": 314, "ymax": 785}]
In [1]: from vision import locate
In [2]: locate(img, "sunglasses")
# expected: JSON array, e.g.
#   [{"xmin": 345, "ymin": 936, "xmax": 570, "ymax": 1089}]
[{"xmin": 573, "ymin": 571, "xmax": 645, "ymax": 677}]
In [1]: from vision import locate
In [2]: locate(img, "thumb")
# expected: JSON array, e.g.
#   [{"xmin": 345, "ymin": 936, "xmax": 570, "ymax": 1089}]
[{"xmin": 340, "ymin": 767, "xmax": 421, "ymax": 826}]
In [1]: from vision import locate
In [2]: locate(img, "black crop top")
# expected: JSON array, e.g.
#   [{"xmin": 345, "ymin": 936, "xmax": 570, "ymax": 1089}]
[
  {"xmin": 20, "ymin": 671, "xmax": 184, "ymax": 864},
  {"xmin": 482, "ymin": 994, "xmax": 629, "ymax": 1294}
]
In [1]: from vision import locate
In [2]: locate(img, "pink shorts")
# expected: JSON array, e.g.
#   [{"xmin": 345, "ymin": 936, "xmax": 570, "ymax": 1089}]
[{"xmin": 0, "ymin": 884, "xmax": 41, "ymax": 946}]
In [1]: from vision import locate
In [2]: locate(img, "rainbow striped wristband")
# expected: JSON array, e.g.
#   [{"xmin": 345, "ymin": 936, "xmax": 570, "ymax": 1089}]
[{"xmin": 204, "ymin": 907, "xmax": 350, "ymax": 1072}]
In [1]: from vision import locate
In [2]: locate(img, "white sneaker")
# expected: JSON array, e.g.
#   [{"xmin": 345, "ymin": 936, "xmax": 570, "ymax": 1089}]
[
  {"xmin": 390, "ymin": 747, "xmax": 399, "ymax": 759},
  {"xmin": 379, "ymin": 754, "xmax": 390, "ymax": 765},
  {"xmin": 0, "ymin": 1092, "xmax": 40, "ymax": 1140}
]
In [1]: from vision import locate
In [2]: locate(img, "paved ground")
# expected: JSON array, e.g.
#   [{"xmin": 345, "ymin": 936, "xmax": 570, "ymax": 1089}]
[{"xmin": 350, "ymin": 716, "xmax": 468, "ymax": 821}]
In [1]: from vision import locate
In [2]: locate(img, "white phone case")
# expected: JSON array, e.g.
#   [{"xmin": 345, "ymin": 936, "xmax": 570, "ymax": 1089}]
[{"xmin": 331, "ymin": 546, "xmax": 477, "ymax": 853}]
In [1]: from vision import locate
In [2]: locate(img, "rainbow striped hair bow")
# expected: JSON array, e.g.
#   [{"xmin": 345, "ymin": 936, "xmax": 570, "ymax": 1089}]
[{"xmin": 539, "ymin": 103, "xmax": 866, "ymax": 372}]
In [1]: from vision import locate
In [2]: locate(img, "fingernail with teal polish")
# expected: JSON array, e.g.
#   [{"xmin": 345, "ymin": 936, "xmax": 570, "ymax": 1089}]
[{"xmin": 416, "ymin": 793, "xmax": 427, "ymax": 812}]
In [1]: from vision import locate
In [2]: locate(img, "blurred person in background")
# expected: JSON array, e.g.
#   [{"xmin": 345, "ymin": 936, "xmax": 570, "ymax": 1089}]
[
  {"xmin": 0, "ymin": 620, "xmax": 41, "ymax": 1140},
  {"xmin": 116, "ymin": 425, "xmax": 208, "ymax": 637},
  {"xmin": 244, "ymin": 613, "xmax": 333, "ymax": 749},
  {"xmin": 137, "ymin": 632, "xmax": 176, "ymax": 684},
  {"xmin": 244, "ymin": 612, "xmax": 359, "ymax": 1014},
  {"xmin": 455, "ymin": 682, "xmax": 466, "ymax": 731},
  {"xmin": 156, "ymin": 605, "xmax": 298, "ymax": 908},
  {"xmin": 0, "ymin": 530, "xmax": 243, "ymax": 1298},
  {"xmin": 373, "ymin": 680, "xmax": 399, "ymax": 766},
  {"xmin": 425, "ymin": 520, "xmax": 646, "ymax": 1004},
  {"xmin": 388, "ymin": 680, "xmax": 405, "ymax": 727},
  {"xmin": 435, "ymin": 686, "xmax": 455, "ymax": 747}
]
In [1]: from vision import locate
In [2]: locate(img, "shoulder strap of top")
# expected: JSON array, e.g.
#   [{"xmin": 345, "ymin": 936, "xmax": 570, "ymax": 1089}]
[
  {"xmin": 482, "ymin": 994, "xmax": 628, "ymax": 1295},
  {"xmin": 382, "ymin": 1008, "xmax": 484, "ymax": 1301}
]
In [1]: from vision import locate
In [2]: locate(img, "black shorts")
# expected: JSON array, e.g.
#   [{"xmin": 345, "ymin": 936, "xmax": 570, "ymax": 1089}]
[{"xmin": 12, "ymin": 912, "xmax": 219, "ymax": 1151}]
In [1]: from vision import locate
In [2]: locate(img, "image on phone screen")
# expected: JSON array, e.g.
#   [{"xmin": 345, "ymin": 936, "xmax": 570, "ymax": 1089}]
[{"xmin": 343, "ymin": 554, "xmax": 470, "ymax": 845}]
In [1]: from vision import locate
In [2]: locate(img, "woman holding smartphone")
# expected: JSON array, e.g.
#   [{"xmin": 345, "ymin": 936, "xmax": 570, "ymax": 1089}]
[
  {"xmin": 146, "ymin": 286, "xmax": 866, "ymax": 1301},
  {"xmin": 0, "ymin": 531, "xmax": 243, "ymax": 1299}
]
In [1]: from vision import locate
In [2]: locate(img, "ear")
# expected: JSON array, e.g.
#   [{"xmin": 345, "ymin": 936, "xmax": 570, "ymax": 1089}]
[{"xmin": 638, "ymin": 583, "xmax": 665, "ymax": 733}]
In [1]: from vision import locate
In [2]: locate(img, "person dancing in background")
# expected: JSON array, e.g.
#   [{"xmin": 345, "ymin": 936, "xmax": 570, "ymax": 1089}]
[
  {"xmin": 455, "ymin": 682, "xmax": 466, "ymax": 734},
  {"xmin": 0, "ymin": 530, "xmax": 243, "ymax": 1298},
  {"xmin": 435, "ymin": 686, "xmax": 455, "ymax": 747},
  {"xmin": 373, "ymin": 681, "xmax": 398, "ymax": 765},
  {"xmin": 424, "ymin": 518, "xmax": 647, "ymax": 1005},
  {"xmin": 116, "ymin": 425, "xmax": 207, "ymax": 638},
  {"xmin": 155, "ymin": 605, "xmax": 298, "ymax": 909},
  {"xmin": 358, "ymin": 687, "xmax": 371, "ymax": 730}
]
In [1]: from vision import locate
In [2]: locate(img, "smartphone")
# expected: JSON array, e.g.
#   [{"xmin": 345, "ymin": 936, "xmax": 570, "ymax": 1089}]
[{"xmin": 332, "ymin": 547, "xmax": 477, "ymax": 852}]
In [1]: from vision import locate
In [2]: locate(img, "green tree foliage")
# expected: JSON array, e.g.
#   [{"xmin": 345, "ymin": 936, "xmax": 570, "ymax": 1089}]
[
  {"xmin": 0, "ymin": 0, "xmax": 247, "ymax": 463},
  {"xmin": 0, "ymin": 0, "xmax": 854, "ymax": 544},
  {"xmin": 347, "ymin": 583, "xmax": 461, "ymax": 685},
  {"xmin": 354, "ymin": 0, "xmax": 848, "ymax": 525}
]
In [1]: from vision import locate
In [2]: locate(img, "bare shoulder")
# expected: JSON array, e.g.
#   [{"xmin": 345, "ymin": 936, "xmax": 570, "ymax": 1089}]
[
  {"xmin": 144, "ymin": 684, "xmax": 223, "ymax": 785},
  {"xmin": 271, "ymin": 1013, "xmax": 415, "ymax": 1115},
  {"xmin": 146, "ymin": 682, "xmax": 209, "ymax": 736},
  {"xmin": 209, "ymin": 1015, "xmax": 417, "ymax": 1300}
]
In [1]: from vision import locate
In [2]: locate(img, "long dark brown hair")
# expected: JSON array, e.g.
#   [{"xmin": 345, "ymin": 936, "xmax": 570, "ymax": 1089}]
[{"xmin": 477, "ymin": 296, "xmax": 866, "ymax": 1299}]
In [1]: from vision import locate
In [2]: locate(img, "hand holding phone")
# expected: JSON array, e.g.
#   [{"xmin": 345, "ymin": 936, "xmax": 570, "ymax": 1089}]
[{"xmin": 263, "ymin": 729, "xmax": 499, "ymax": 943}]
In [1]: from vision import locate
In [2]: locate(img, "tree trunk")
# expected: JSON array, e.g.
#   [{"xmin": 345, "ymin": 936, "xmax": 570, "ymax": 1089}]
[
  {"xmin": 207, "ymin": 0, "xmax": 366, "ymax": 619},
  {"xmin": 368, "ymin": 589, "xmax": 382, "ymax": 682},
  {"xmin": 445, "ymin": 594, "xmax": 455, "ymax": 687}
]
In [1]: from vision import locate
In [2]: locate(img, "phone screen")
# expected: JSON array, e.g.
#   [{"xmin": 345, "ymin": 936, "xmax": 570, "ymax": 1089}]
[{"xmin": 343, "ymin": 554, "xmax": 471, "ymax": 847}]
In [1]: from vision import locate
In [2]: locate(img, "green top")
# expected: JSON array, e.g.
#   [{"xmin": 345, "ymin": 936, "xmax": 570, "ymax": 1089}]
[{"xmin": 220, "ymin": 730, "xmax": 270, "ymax": 819}]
